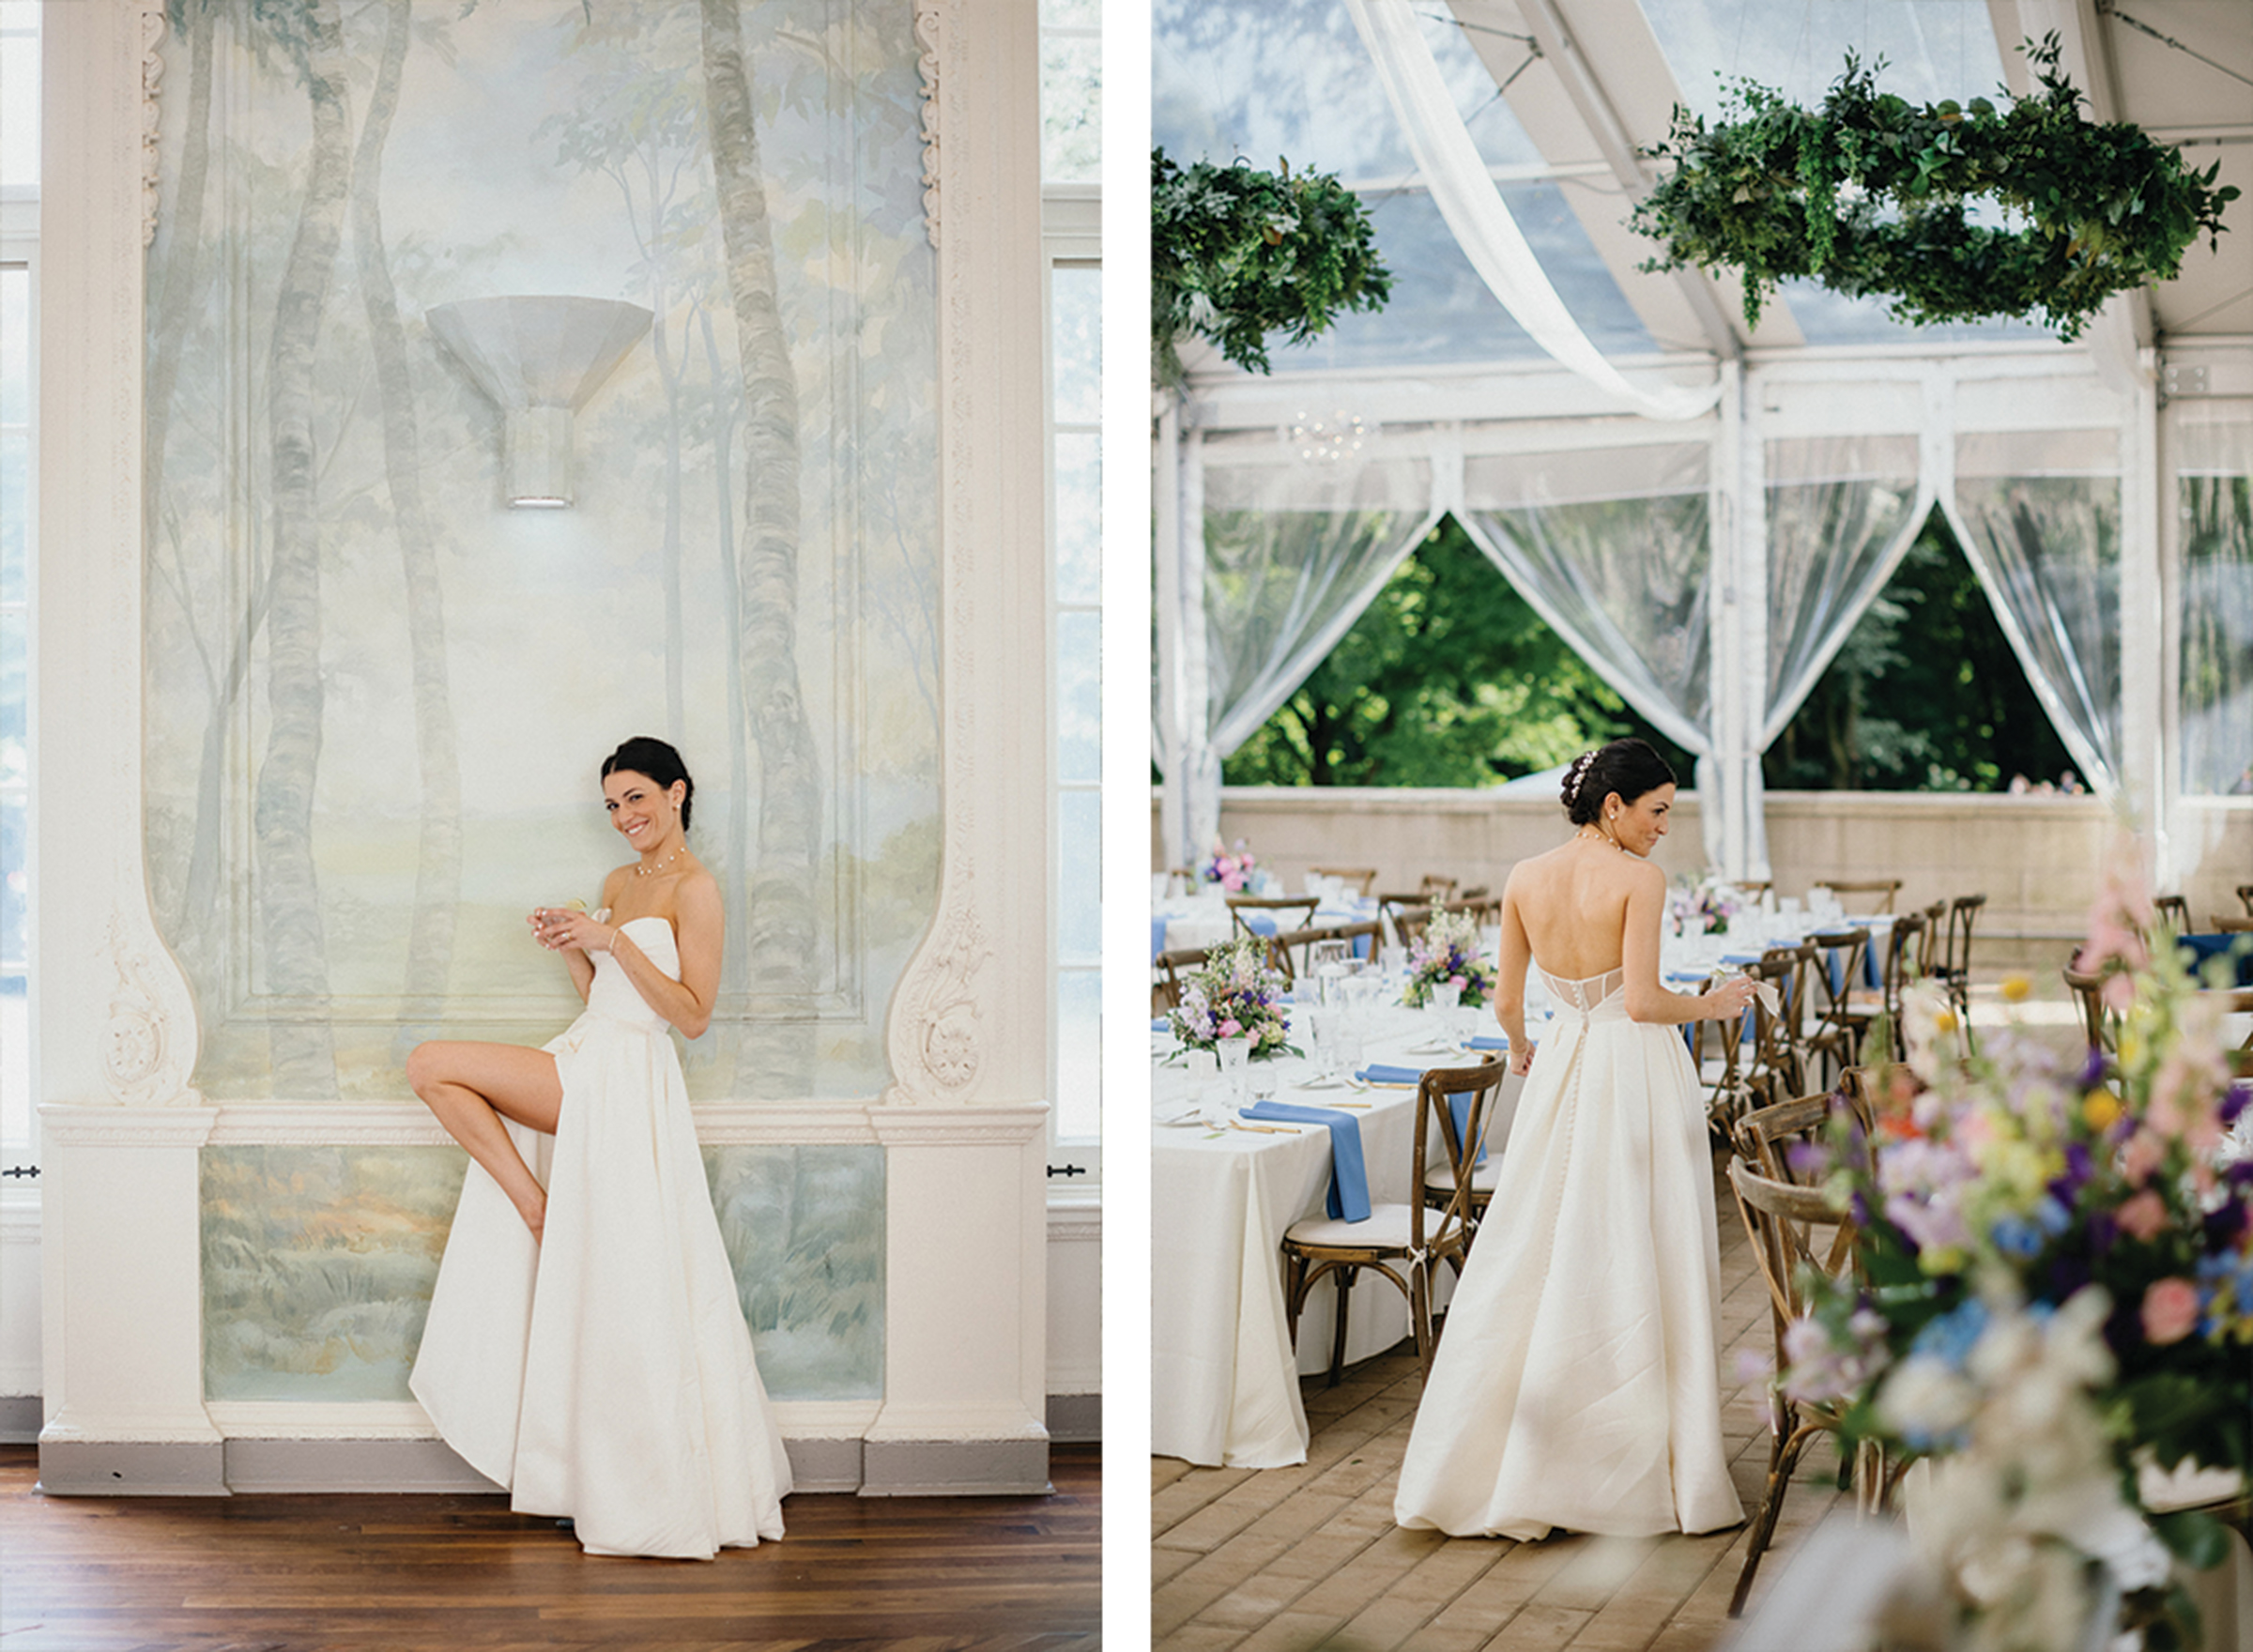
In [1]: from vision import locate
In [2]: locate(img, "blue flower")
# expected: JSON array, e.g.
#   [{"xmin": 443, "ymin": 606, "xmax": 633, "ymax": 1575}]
[{"xmin": 1909, "ymin": 1298, "xmax": 1990, "ymax": 1369}]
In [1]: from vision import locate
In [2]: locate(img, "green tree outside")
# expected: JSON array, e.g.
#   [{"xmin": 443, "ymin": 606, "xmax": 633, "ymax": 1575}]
[{"xmin": 1221, "ymin": 512, "xmax": 2079, "ymax": 793}]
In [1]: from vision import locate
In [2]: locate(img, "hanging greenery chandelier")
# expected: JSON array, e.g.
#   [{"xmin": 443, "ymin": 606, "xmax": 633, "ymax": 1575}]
[
  {"xmin": 1152, "ymin": 148, "xmax": 1392, "ymax": 389},
  {"xmin": 1629, "ymin": 36, "xmax": 2238, "ymax": 341}
]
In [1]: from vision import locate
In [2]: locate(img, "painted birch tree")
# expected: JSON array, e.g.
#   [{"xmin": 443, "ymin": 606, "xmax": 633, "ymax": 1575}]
[
  {"xmin": 698, "ymin": 0, "xmax": 819, "ymax": 1094},
  {"xmin": 352, "ymin": 0, "xmax": 462, "ymax": 1045},
  {"xmin": 256, "ymin": 0, "xmax": 352, "ymax": 1096}
]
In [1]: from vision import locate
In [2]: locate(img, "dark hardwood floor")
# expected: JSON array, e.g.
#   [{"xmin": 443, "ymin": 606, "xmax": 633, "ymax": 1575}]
[{"xmin": 0, "ymin": 1443, "xmax": 1099, "ymax": 1651}]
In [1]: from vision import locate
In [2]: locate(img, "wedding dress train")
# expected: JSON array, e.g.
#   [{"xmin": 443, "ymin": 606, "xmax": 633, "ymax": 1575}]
[
  {"xmin": 410, "ymin": 915, "xmax": 792, "ymax": 1558},
  {"xmin": 1393, "ymin": 965, "xmax": 1742, "ymax": 1540}
]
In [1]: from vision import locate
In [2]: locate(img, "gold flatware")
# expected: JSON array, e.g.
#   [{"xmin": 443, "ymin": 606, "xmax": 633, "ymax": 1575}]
[{"xmin": 1229, "ymin": 1121, "xmax": 1302, "ymax": 1135}]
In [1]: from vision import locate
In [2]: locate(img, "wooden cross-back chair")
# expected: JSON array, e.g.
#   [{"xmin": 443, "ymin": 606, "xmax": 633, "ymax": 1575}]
[
  {"xmin": 2061, "ymin": 953, "xmax": 2120, "ymax": 1056},
  {"xmin": 2211, "ymin": 916, "xmax": 2253, "ymax": 935},
  {"xmin": 1912, "ymin": 901, "xmax": 1947, "ymax": 982},
  {"xmin": 1802, "ymin": 927, "xmax": 1871, "ymax": 1085},
  {"xmin": 2240, "ymin": 884, "xmax": 2253, "ymax": 918},
  {"xmin": 1724, "ymin": 1155, "xmax": 1898, "ymax": 1616},
  {"xmin": 1418, "ymin": 874, "xmax": 1457, "ymax": 902},
  {"xmin": 1281, "ymin": 1056, "xmax": 1503, "ymax": 1386},
  {"xmin": 1816, "ymin": 878, "xmax": 1901, "ymax": 914},
  {"xmin": 1936, "ymin": 894, "xmax": 1986, "ymax": 1019},
  {"xmin": 1838, "ymin": 911, "xmax": 1926, "ymax": 1063},
  {"xmin": 1310, "ymin": 864, "xmax": 1377, "ymax": 896},
  {"xmin": 1227, "ymin": 895, "xmax": 1319, "ymax": 944},
  {"xmin": 1691, "ymin": 974, "xmax": 1758, "ymax": 1136},
  {"xmin": 1746, "ymin": 944, "xmax": 1819, "ymax": 1111},
  {"xmin": 1268, "ymin": 918, "xmax": 1383, "ymax": 984},
  {"xmin": 1152, "ymin": 944, "xmax": 1212, "ymax": 1015},
  {"xmin": 1384, "ymin": 902, "xmax": 1434, "ymax": 947},
  {"xmin": 2153, "ymin": 893, "xmax": 2192, "ymax": 936}
]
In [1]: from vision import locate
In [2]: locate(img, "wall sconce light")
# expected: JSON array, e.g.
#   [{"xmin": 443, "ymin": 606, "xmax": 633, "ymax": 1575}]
[{"xmin": 427, "ymin": 296, "xmax": 654, "ymax": 508}]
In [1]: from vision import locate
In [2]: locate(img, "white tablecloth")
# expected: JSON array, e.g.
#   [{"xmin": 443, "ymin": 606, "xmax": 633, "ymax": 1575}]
[
  {"xmin": 1153, "ymin": 894, "xmax": 1381, "ymax": 956},
  {"xmin": 1151, "ymin": 999, "xmax": 1525, "ymax": 1468}
]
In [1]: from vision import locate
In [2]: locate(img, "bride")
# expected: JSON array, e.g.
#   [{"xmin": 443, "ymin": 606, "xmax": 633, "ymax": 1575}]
[
  {"xmin": 1394, "ymin": 738, "xmax": 1752, "ymax": 1540},
  {"xmin": 406, "ymin": 736, "xmax": 792, "ymax": 1558}
]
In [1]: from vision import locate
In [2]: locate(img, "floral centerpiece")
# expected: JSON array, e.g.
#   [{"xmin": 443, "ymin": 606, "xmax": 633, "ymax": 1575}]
[
  {"xmin": 1670, "ymin": 873, "xmax": 1744, "ymax": 937},
  {"xmin": 1166, "ymin": 936, "xmax": 1297, "ymax": 1061},
  {"xmin": 1402, "ymin": 906, "xmax": 1497, "ymax": 1009},
  {"xmin": 1782, "ymin": 843, "xmax": 2253, "ymax": 1647},
  {"xmin": 1199, "ymin": 837, "xmax": 1258, "ymax": 894}
]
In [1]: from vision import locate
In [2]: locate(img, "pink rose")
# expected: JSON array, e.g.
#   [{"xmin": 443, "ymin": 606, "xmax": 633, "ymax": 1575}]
[
  {"xmin": 1448, "ymin": 973, "xmax": 1467, "ymax": 989},
  {"xmin": 1217, "ymin": 1017, "xmax": 1242, "ymax": 1038},
  {"xmin": 2141, "ymin": 1277, "xmax": 2201, "ymax": 1345},
  {"xmin": 2121, "ymin": 1130, "xmax": 2166, "ymax": 1187},
  {"xmin": 2115, "ymin": 1188, "xmax": 2169, "ymax": 1242}
]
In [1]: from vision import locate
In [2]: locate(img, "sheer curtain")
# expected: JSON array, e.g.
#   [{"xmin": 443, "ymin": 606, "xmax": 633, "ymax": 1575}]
[
  {"xmin": 1456, "ymin": 441, "xmax": 1715, "ymax": 757},
  {"xmin": 1946, "ymin": 428, "xmax": 2123, "ymax": 793},
  {"xmin": 2176, "ymin": 402, "xmax": 2253, "ymax": 797},
  {"xmin": 1760, "ymin": 435, "xmax": 1925, "ymax": 744},
  {"xmin": 1157, "ymin": 442, "xmax": 1440, "ymax": 858}
]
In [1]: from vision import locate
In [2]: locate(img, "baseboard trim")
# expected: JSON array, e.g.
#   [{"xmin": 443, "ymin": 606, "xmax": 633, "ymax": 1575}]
[
  {"xmin": 1045, "ymin": 1393, "xmax": 1098, "ymax": 1443},
  {"xmin": 224, "ymin": 1436, "xmax": 498, "ymax": 1493},
  {"xmin": 0, "ymin": 1394, "xmax": 41, "ymax": 1445},
  {"xmin": 39, "ymin": 1438, "xmax": 228, "ymax": 1495},
  {"xmin": 859, "ymin": 1436, "xmax": 1050, "ymax": 1496}
]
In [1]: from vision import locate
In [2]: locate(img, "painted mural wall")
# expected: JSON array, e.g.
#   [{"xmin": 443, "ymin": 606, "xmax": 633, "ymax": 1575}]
[
  {"xmin": 143, "ymin": 0, "xmax": 941, "ymax": 1106},
  {"xmin": 146, "ymin": 0, "xmax": 933, "ymax": 1405},
  {"xmin": 203, "ymin": 1143, "xmax": 882, "ymax": 1402}
]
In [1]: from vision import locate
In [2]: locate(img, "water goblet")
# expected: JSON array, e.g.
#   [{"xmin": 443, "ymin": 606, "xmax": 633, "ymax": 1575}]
[{"xmin": 1217, "ymin": 1034, "xmax": 1251, "ymax": 1109}]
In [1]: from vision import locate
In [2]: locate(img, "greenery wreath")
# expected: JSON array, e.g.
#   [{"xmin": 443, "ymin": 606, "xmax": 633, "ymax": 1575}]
[
  {"xmin": 1629, "ymin": 36, "xmax": 2238, "ymax": 340},
  {"xmin": 1152, "ymin": 147, "xmax": 1392, "ymax": 388}
]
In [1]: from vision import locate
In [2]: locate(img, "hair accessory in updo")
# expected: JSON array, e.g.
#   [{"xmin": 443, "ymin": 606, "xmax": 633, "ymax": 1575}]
[{"xmin": 1561, "ymin": 751, "xmax": 1599, "ymax": 808}]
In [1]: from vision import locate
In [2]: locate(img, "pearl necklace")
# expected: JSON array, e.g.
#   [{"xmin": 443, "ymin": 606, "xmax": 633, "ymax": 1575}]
[
  {"xmin": 1578, "ymin": 826, "xmax": 1626, "ymax": 852},
  {"xmin": 634, "ymin": 843, "xmax": 686, "ymax": 878}
]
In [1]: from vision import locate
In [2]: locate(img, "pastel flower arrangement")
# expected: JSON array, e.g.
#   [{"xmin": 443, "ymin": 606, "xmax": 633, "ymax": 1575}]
[
  {"xmin": 1669, "ymin": 873, "xmax": 1743, "ymax": 937},
  {"xmin": 1166, "ymin": 936, "xmax": 1297, "ymax": 1061},
  {"xmin": 1779, "ymin": 840, "xmax": 2253, "ymax": 1645},
  {"xmin": 1402, "ymin": 906, "xmax": 1498, "ymax": 1009},
  {"xmin": 1200, "ymin": 837, "xmax": 1258, "ymax": 893}
]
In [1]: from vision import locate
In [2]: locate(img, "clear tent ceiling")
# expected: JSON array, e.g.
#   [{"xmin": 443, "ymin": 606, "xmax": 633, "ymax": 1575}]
[{"xmin": 1151, "ymin": 0, "xmax": 2053, "ymax": 370}]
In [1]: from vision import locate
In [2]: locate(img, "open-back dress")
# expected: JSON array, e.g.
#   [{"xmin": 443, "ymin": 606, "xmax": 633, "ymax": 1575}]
[{"xmin": 1393, "ymin": 964, "xmax": 1742, "ymax": 1539}]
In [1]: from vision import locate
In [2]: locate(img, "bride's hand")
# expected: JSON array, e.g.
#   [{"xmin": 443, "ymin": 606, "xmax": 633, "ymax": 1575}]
[
  {"xmin": 530, "ymin": 907, "xmax": 613, "ymax": 954},
  {"xmin": 1708, "ymin": 972, "xmax": 1757, "ymax": 1018},
  {"xmin": 1508, "ymin": 1043, "xmax": 1534, "ymax": 1077}
]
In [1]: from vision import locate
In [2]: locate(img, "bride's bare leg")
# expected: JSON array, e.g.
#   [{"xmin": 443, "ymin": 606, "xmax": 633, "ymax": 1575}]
[{"xmin": 406, "ymin": 1041, "xmax": 565, "ymax": 1241}]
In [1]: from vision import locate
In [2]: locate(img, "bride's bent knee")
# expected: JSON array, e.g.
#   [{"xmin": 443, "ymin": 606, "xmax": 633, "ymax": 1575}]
[{"xmin": 405, "ymin": 1041, "xmax": 451, "ymax": 1101}]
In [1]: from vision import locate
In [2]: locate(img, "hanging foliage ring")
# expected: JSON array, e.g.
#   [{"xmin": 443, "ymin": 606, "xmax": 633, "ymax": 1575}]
[{"xmin": 1629, "ymin": 36, "xmax": 2238, "ymax": 341}]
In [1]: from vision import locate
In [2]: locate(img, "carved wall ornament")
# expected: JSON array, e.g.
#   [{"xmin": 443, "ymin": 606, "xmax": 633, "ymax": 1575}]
[
  {"xmin": 101, "ymin": 910, "xmax": 200, "ymax": 1108},
  {"xmin": 139, "ymin": 0, "xmax": 167, "ymax": 247},
  {"xmin": 915, "ymin": 0, "xmax": 949, "ymax": 248}
]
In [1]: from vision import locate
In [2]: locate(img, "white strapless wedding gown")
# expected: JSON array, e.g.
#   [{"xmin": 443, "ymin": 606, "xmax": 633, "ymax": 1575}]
[
  {"xmin": 1393, "ymin": 965, "xmax": 1742, "ymax": 1539},
  {"xmin": 410, "ymin": 915, "xmax": 792, "ymax": 1558}
]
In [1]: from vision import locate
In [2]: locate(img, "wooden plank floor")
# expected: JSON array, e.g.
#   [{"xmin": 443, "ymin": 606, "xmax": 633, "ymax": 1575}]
[
  {"xmin": 1152, "ymin": 1155, "xmax": 1860, "ymax": 1652},
  {"xmin": 0, "ymin": 1443, "xmax": 1098, "ymax": 1652}
]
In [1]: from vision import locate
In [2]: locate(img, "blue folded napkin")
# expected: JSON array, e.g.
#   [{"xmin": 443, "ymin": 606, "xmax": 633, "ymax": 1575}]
[
  {"xmin": 1150, "ymin": 1017, "xmax": 1170, "ymax": 1032},
  {"xmin": 2180, "ymin": 933, "xmax": 2253, "ymax": 987},
  {"xmin": 1720, "ymin": 950, "xmax": 1765, "ymax": 967},
  {"xmin": 1242, "ymin": 1101, "xmax": 1370, "ymax": 1222},
  {"xmin": 1465, "ymin": 1034, "xmax": 1509, "ymax": 1050},
  {"xmin": 1356, "ymin": 1063, "xmax": 1423, "ymax": 1086},
  {"xmin": 1151, "ymin": 915, "xmax": 1168, "ymax": 961},
  {"xmin": 1240, "ymin": 911, "xmax": 1280, "ymax": 937}
]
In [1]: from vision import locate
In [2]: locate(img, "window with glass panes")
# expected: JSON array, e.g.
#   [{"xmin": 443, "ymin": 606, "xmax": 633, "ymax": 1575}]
[
  {"xmin": 1042, "ymin": 0, "xmax": 1098, "ymax": 1153},
  {"xmin": 0, "ymin": 0, "xmax": 37, "ymax": 1179}
]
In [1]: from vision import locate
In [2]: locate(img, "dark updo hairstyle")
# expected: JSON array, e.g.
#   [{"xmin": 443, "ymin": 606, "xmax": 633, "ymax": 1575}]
[
  {"xmin": 602, "ymin": 736, "xmax": 695, "ymax": 832},
  {"xmin": 1560, "ymin": 738, "xmax": 1676, "ymax": 826}
]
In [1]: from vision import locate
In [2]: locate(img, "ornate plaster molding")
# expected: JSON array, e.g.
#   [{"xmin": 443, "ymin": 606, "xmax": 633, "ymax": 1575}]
[
  {"xmin": 38, "ymin": 1105, "xmax": 219, "ymax": 1150},
  {"xmin": 138, "ymin": 0, "xmax": 166, "ymax": 247},
  {"xmin": 914, "ymin": 1, "xmax": 948, "ymax": 248},
  {"xmin": 101, "ymin": 910, "xmax": 203, "ymax": 1109},
  {"xmin": 866, "ymin": 1104, "xmax": 1047, "ymax": 1147}
]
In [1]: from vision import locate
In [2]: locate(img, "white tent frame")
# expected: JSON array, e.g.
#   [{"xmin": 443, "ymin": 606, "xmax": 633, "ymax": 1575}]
[{"xmin": 1155, "ymin": 339, "xmax": 2250, "ymax": 887}]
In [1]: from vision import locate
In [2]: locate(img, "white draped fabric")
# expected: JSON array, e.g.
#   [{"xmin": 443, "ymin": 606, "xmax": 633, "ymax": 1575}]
[
  {"xmin": 1339, "ymin": 0, "xmax": 1718, "ymax": 423},
  {"xmin": 1946, "ymin": 428, "xmax": 2124, "ymax": 794},
  {"xmin": 1157, "ymin": 444, "xmax": 1441, "ymax": 860},
  {"xmin": 1760, "ymin": 435, "xmax": 1926, "ymax": 745},
  {"xmin": 2177, "ymin": 404, "xmax": 2253, "ymax": 798},
  {"xmin": 1455, "ymin": 441, "xmax": 1715, "ymax": 757}
]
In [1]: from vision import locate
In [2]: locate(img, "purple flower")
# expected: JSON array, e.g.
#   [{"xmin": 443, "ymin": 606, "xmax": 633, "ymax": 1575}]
[
  {"xmin": 2222, "ymin": 1082, "xmax": 2250, "ymax": 1127},
  {"xmin": 2077, "ymin": 1047, "xmax": 2109, "ymax": 1090}
]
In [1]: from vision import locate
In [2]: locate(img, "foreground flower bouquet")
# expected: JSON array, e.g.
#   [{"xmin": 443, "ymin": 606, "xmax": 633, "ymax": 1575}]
[
  {"xmin": 1783, "ymin": 850, "xmax": 2252, "ymax": 1648},
  {"xmin": 1165, "ymin": 936, "xmax": 1297, "ymax": 1061},
  {"xmin": 1402, "ymin": 906, "xmax": 1497, "ymax": 1009}
]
